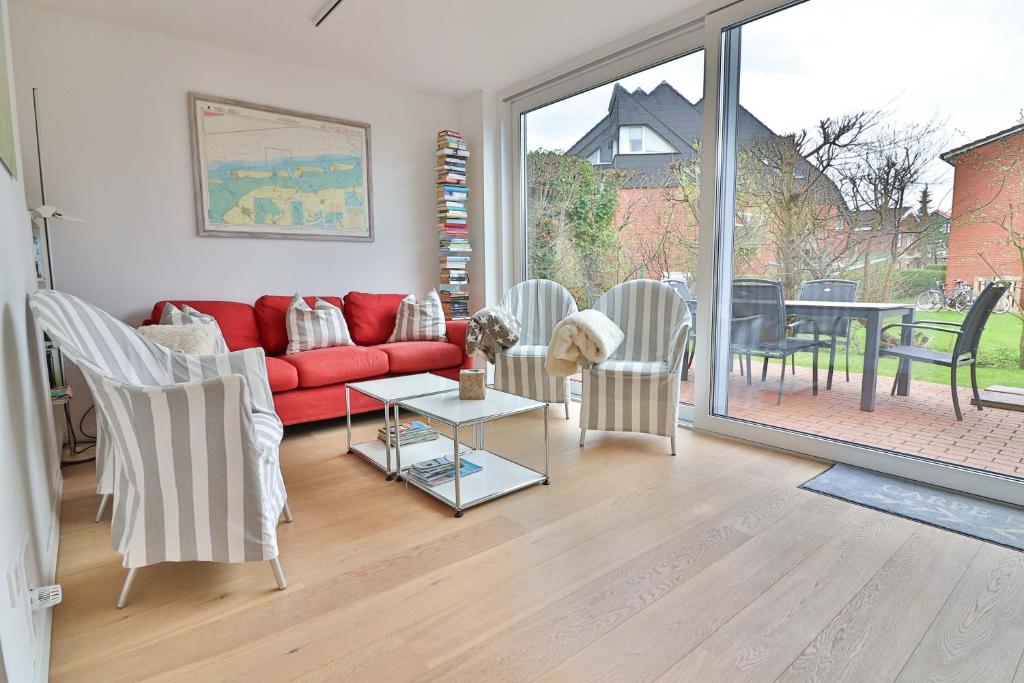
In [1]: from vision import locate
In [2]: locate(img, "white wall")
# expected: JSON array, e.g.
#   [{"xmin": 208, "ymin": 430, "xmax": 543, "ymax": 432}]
[
  {"xmin": 0, "ymin": 0, "xmax": 61, "ymax": 679},
  {"xmin": 9, "ymin": 2, "xmax": 459, "ymax": 324}
]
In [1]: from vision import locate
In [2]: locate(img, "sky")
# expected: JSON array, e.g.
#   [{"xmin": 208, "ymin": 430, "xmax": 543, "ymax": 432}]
[{"xmin": 525, "ymin": 0, "xmax": 1024, "ymax": 210}]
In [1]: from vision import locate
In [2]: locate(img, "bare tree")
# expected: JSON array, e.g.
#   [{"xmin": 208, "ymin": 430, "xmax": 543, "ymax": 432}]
[
  {"xmin": 840, "ymin": 120, "xmax": 942, "ymax": 300},
  {"xmin": 745, "ymin": 113, "xmax": 876, "ymax": 297}
]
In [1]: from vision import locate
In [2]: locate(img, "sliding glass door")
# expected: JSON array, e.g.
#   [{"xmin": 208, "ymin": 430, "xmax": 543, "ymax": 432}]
[
  {"xmin": 509, "ymin": 0, "xmax": 1023, "ymax": 504},
  {"xmin": 698, "ymin": 0, "xmax": 1024, "ymax": 504}
]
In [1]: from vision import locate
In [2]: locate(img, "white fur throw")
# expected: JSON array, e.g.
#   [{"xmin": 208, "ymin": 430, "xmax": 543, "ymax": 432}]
[
  {"xmin": 545, "ymin": 309, "xmax": 625, "ymax": 377},
  {"xmin": 136, "ymin": 323, "xmax": 219, "ymax": 355}
]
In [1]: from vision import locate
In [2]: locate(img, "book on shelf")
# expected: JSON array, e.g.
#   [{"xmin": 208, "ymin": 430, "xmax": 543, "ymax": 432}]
[
  {"xmin": 49, "ymin": 385, "xmax": 72, "ymax": 401},
  {"xmin": 436, "ymin": 129, "xmax": 470, "ymax": 320},
  {"xmin": 377, "ymin": 420, "xmax": 439, "ymax": 447},
  {"xmin": 406, "ymin": 455, "xmax": 482, "ymax": 487}
]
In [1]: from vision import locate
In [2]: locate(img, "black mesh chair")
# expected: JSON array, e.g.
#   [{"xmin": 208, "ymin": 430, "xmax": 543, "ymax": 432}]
[
  {"xmin": 793, "ymin": 279, "xmax": 860, "ymax": 389},
  {"xmin": 732, "ymin": 278, "xmax": 820, "ymax": 404},
  {"xmin": 664, "ymin": 279, "xmax": 698, "ymax": 381},
  {"xmin": 881, "ymin": 280, "xmax": 1009, "ymax": 420}
]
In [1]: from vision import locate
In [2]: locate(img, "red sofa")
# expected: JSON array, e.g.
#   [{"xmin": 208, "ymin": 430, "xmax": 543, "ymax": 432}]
[{"xmin": 145, "ymin": 292, "xmax": 474, "ymax": 426}]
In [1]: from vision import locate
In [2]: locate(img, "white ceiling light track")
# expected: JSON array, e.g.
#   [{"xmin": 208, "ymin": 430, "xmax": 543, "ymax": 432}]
[{"xmin": 313, "ymin": 0, "xmax": 345, "ymax": 27}]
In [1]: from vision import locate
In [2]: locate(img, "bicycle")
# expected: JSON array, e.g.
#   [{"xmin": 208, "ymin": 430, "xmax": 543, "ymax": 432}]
[{"xmin": 916, "ymin": 278, "xmax": 975, "ymax": 312}]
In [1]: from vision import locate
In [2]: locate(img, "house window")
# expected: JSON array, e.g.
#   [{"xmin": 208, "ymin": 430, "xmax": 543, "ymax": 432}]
[{"xmin": 617, "ymin": 125, "xmax": 676, "ymax": 154}]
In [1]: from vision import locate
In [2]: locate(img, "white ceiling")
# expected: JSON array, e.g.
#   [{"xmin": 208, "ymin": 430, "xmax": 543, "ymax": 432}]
[{"xmin": 17, "ymin": 0, "xmax": 703, "ymax": 98}]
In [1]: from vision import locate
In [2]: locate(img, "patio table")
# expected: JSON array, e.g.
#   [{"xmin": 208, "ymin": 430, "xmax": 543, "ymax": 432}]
[{"xmin": 786, "ymin": 300, "xmax": 915, "ymax": 412}]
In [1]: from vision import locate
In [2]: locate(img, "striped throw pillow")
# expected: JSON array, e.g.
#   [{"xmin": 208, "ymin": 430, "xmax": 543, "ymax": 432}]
[
  {"xmin": 285, "ymin": 295, "xmax": 354, "ymax": 354},
  {"xmin": 159, "ymin": 303, "xmax": 230, "ymax": 353},
  {"xmin": 388, "ymin": 290, "xmax": 447, "ymax": 342}
]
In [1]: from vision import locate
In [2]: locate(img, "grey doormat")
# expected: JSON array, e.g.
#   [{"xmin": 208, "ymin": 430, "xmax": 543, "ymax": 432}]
[{"xmin": 801, "ymin": 464, "xmax": 1024, "ymax": 551}]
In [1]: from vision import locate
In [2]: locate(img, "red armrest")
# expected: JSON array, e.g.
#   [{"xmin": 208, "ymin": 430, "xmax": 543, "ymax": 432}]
[{"xmin": 446, "ymin": 319, "xmax": 476, "ymax": 369}]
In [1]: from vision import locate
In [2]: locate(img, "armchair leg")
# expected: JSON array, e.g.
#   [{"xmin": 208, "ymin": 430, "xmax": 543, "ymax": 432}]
[
  {"xmin": 970, "ymin": 364, "xmax": 982, "ymax": 411},
  {"xmin": 116, "ymin": 568, "xmax": 139, "ymax": 609},
  {"xmin": 951, "ymin": 367, "xmax": 963, "ymax": 421},
  {"xmin": 670, "ymin": 436, "xmax": 676, "ymax": 456},
  {"xmin": 564, "ymin": 401, "xmax": 570, "ymax": 420},
  {"xmin": 579, "ymin": 428, "xmax": 586, "ymax": 447},
  {"xmin": 282, "ymin": 501, "xmax": 294, "ymax": 523},
  {"xmin": 95, "ymin": 494, "xmax": 111, "ymax": 523},
  {"xmin": 270, "ymin": 557, "xmax": 287, "ymax": 590}
]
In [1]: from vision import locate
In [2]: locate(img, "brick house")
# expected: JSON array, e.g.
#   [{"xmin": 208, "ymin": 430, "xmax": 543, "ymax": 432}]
[{"xmin": 941, "ymin": 123, "xmax": 1024, "ymax": 289}]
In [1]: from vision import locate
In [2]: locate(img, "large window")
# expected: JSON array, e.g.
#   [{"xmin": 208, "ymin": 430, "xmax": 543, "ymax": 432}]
[
  {"xmin": 522, "ymin": 51, "xmax": 705, "ymax": 406},
  {"xmin": 710, "ymin": 0, "xmax": 1024, "ymax": 481}
]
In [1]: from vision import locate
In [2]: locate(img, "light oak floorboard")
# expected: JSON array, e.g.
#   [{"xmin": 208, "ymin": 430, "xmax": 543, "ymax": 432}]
[{"xmin": 48, "ymin": 407, "xmax": 1024, "ymax": 682}]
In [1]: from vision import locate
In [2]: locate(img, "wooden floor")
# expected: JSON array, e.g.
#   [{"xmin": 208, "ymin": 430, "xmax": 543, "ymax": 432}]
[{"xmin": 50, "ymin": 405, "xmax": 1024, "ymax": 682}]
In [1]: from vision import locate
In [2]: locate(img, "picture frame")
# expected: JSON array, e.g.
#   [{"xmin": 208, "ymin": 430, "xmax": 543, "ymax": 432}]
[{"xmin": 188, "ymin": 93, "xmax": 373, "ymax": 241}]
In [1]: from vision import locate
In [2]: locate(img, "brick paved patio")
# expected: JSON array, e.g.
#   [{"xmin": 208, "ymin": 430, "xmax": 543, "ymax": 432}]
[{"xmin": 678, "ymin": 366, "xmax": 1024, "ymax": 477}]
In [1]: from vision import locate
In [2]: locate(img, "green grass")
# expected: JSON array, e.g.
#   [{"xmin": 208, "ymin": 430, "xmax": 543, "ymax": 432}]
[{"xmin": 785, "ymin": 309, "xmax": 1024, "ymax": 388}]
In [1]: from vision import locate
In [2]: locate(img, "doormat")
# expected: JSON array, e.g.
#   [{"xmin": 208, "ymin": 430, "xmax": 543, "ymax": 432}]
[{"xmin": 801, "ymin": 464, "xmax": 1024, "ymax": 551}]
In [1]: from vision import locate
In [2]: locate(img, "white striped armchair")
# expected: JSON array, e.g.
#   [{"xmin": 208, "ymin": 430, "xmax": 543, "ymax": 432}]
[
  {"xmin": 493, "ymin": 279, "xmax": 578, "ymax": 418},
  {"xmin": 30, "ymin": 290, "xmax": 292, "ymax": 608},
  {"xmin": 579, "ymin": 280, "xmax": 691, "ymax": 455}
]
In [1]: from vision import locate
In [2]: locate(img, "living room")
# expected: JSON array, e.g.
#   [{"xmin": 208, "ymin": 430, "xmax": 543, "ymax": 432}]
[{"xmin": 2, "ymin": 0, "xmax": 1024, "ymax": 681}]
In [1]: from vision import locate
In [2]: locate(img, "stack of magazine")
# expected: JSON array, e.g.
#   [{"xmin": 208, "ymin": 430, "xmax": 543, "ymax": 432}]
[
  {"xmin": 377, "ymin": 421, "xmax": 439, "ymax": 447},
  {"xmin": 406, "ymin": 455, "xmax": 482, "ymax": 487}
]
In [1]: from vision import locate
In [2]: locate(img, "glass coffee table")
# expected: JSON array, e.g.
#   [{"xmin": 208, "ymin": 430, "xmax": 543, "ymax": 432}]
[
  {"xmin": 345, "ymin": 373, "xmax": 459, "ymax": 480},
  {"xmin": 394, "ymin": 388, "xmax": 549, "ymax": 518}
]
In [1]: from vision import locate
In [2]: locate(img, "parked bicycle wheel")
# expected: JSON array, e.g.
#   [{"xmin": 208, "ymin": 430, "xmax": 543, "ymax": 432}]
[
  {"xmin": 916, "ymin": 290, "xmax": 943, "ymax": 311},
  {"xmin": 954, "ymin": 291, "xmax": 975, "ymax": 313},
  {"xmin": 993, "ymin": 291, "xmax": 1013, "ymax": 313}
]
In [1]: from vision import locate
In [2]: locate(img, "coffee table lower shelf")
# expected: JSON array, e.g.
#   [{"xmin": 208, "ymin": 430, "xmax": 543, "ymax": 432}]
[
  {"xmin": 350, "ymin": 435, "xmax": 455, "ymax": 476},
  {"xmin": 399, "ymin": 445, "xmax": 547, "ymax": 515}
]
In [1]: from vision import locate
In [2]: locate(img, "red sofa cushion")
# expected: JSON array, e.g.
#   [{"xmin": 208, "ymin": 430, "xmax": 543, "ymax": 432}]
[
  {"xmin": 282, "ymin": 345, "xmax": 388, "ymax": 389},
  {"xmin": 254, "ymin": 295, "xmax": 344, "ymax": 355},
  {"xmin": 265, "ymin": 356, "xmax": 299, "ymax": 393},
  {"xmin": 374, "ymin": 342, "xmax": 462, "ymax": 373},
  {"xmin": 146, "ymin": 301, "xmax": 260, "ymax": 351},
  {"xmin": 342, "ymin": 291, "xmax": 407, "ymax": 346}
]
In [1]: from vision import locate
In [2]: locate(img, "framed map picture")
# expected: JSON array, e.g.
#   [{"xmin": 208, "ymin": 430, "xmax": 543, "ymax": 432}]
[{"xmin": 189, "ymin": 93, "xmax": 373, "ymax": 241}]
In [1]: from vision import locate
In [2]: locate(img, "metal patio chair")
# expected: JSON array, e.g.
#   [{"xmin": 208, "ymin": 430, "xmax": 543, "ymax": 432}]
[
  {"xmin": 881, "ymin": 280, "xmax": 1009, "ymax": 421},
  {"xmin": 732, "ymin": 278, "xmax": 820, "ymax": 405},
  {"xmin": 792, "ymin": 278, "xmax": 860, "ymax": 389}
]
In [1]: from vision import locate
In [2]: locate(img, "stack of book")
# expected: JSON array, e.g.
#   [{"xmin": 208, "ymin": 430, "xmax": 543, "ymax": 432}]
[
  {"xmin": 437, "ymin": 130, "xmax": 471, "ymax": 320},
  {"xmin": 406, "ymin": 455, "xmax": 483, "ymax": 487},
  {"xmin": 377, "ymin": 420, "xmax": 440, "ymax": 447}
]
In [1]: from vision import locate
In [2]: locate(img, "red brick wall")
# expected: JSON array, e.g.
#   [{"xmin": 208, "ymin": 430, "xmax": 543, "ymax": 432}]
[{"xmin": 946, "ymin": 131, "xmax": 1024, "ymax": 289}]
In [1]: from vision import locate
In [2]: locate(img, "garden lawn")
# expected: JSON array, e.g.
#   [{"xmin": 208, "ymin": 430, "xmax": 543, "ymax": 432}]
[{"xmin": 786, "ymin": 308, "xmax": 1024, "ymax": 389}]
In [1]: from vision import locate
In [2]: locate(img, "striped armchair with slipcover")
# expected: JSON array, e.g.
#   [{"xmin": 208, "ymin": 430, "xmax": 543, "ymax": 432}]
[
  {"xmin": 494, "ymin": 279, "xmax": 578, "ymax": 418},
  {"xmin": 29, "ymin": 290, "xmax": 292, "ymax": 608},
  {"xmin": 579, "ymin": 280, "xmax": 692, "ymax": 455}
]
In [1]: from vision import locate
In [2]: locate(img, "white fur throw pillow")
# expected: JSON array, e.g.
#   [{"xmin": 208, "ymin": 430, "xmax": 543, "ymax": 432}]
[{"xmin": 137, "ymin": 324, "xmax": 218, "ymax": 355}]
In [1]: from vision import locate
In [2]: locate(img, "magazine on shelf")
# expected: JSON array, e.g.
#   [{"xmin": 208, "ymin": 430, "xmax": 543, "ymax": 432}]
[
  {"xmin": 377, "ymin": 420, "xmax": 439, "ymax": 447},
  {"xmin": 406, "ymin": 455, "xmax": 482, "ymax": 487}
]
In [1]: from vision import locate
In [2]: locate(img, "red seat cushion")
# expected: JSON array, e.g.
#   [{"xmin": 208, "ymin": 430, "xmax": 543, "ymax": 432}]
[
  {"xmin": 282, "ymin": 346, "xmax": 388, "ymax": 388},
  {"xmin": 373, "ymin": 342, "xmax": 462, "ymax": 374},
  {"xmin": 342, "ymin": 291, "xmax": 407, "ymax": 346},
  {"xmin": 147, "ymin": 301, "xmax": 260, "ymax": 351},
  {"xmin": 265, "ymin": 356, "xmax": 299, "ymax": 393},
  {"xmin": 254, "ymin": 295, "xmax": 344, "ymax": 355}
]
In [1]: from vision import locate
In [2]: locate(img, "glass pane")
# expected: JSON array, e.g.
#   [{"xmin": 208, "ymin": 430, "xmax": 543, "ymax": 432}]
[
  {"xmin": 523, "ymin": 50, "xmax": 704, "ymax": 405},
  {"xmin": 713, "ymin": 0, "xmax": 1024, "ymax": 478}
]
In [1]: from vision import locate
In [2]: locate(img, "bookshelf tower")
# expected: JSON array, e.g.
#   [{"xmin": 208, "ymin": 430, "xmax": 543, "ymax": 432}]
[{"xmin": 436, "ymin": 130, "xmax": 471, "ymax": 319}]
